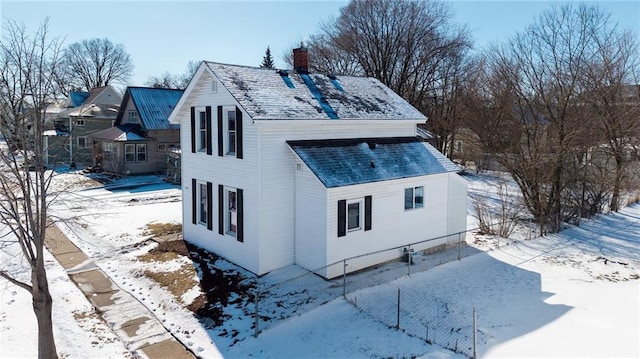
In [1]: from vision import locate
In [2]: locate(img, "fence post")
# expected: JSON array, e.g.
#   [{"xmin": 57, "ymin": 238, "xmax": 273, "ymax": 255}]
[
  {"xmin": 407, "ymin": 244, "xmax": 411, "ymax": 276},
  {"xmin": 457, "ymin": 232, "xmax": 462, "ymax": 260},
  {"xmin": 396, "ymin": 287, "xmax": 401, "ymax": 330},
  {"xmin": 473, "ymin": 306, "xmax": 477, "ymax": 359},
  {"xmin": 254, "ymin": 291, "xmax": 259, "ymax": 338},
  {"xmin": 342, "ymin": 259, "xmax": 347, "ymax": 298}
]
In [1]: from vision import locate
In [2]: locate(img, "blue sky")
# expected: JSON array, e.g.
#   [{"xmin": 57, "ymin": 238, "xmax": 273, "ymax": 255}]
[{"xmin": 2, "ymin": 1, "xmax": 639, "ymax": 86}]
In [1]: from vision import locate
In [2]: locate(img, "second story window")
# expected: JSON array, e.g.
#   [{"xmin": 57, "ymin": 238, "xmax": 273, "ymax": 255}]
[
  {"xmin": 74, "ymin": 119, "xmax": 85, "ymax": 126},
  {"xmin": 227, "ymin": 109, "xmax": 236, "ymax": 155},
  {"xmin": 199, "ymin": 111, "xmax": 207, "ymax": 152},
  {"xmin": 217, "ymin": 105, "xmax": 242, "ymax": 159}
]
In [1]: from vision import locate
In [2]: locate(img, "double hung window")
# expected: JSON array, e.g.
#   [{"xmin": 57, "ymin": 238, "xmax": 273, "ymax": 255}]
[
  {"xmin": 125, "ymin": 143, "xmax": 147, "ymax": 162},
  {"xmin": 226, "ymin": 109, "xmax": 236, "ymax": 155},
  {"xmin": 199, "ymin": 183, "xmax": 208, "ymax": 225},
  {"xmin": 347, "ymin": 200, "xmax": 361, "ymax": 231},
  {"xmin": 337, "ymin": 196, "xmax": 372, "ymax": 237},
  {"xmin": 199, "ymin": 111, "xmax": 207, "ymax": 152}
]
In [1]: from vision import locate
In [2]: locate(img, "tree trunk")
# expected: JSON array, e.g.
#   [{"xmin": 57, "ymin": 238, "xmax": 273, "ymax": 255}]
[
  {"xmin": 32, "ymin": 259, "xmax": 57, "ymax": 359},
  {"xmin": 610, "ymin": 154, "xmax": 623, "ymax": 212}
]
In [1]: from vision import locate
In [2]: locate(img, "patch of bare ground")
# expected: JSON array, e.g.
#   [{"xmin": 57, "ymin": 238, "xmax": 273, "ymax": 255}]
[
  {"xmin": 185, "ymin": 245, "xmax": 256, "ymax": 328},
  {"xmin": 138, "ymin": 239, "xmax": 198, "ymax": 303},
  {"xmin": 136, "ymin": 229, "xmax": 255, "ymax": 329},
  {"xmin": 142, "ymin": 265, "xmax": 198, "ymax": 303},
  {"xmin": 143, "ymin": 222, "xmax": 182, "ymax": 237}
]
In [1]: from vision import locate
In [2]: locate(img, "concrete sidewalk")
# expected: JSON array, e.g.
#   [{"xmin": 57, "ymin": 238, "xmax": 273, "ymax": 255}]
[{"xmin": 45, "ymin": 220, "xmax": 195, "ymax": 359}]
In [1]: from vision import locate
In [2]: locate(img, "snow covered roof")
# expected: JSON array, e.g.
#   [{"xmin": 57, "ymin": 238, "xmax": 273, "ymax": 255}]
[
  {"xmin": 204, "ymin": 62, "xmax": 426, "ymax": 121},
  {"xmin": 55, "ymin": 103, "xmax": 120, "ymax": 119},
  {"xmin": 117, "ymin": 87, "xmax": 184, "ymax": 130},
  {"xmin": 288, "ymin": 137, "xmax": 459, "ymax": 188},
  {"xmin": 90, "ymin": 124, "xmax": 148, "ymax": 142}
]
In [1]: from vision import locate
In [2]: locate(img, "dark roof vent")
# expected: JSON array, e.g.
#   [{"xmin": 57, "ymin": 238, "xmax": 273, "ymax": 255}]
[
  {"xmin": 277, "ymin": 69, "xmax": 295, "ymax": 89},
  {"xmin": 370, "ymin": 160, "xmax": 375, "ymax": 168},
  {"xmin": 367, "ymin": 141, "xmax": 376, "ymax": 149},
  {"xmin": 328, "ymin": 74, "xmax": 344, "ymax": 91}
]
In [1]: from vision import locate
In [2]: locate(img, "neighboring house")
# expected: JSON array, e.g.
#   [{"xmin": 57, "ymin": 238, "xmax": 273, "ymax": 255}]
[
  {"xmin": 43, "ymin": 86, "xmax": 122, "ymax": 167},
  {"xmin": 90, "ymin": 87, "xmax": 183, "ymax": 175},
  {"xmin": 168, "ymin": 48, "xmax": 467, "ymax": 278}
]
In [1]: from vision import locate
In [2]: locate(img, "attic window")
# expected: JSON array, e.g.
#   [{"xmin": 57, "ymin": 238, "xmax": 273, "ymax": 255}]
[
  {"xmin": 328, "ymin": 74, "xmax": 344, "ymax": 91},
  {"xmin": 278, "ymin": 69, "xmax": 295, "ymax": 89},
  {"xmin": 211, "ymin": 80, "xmax": 217, "ymax": 93},
  {"xmin": 128, "ymin": 110, "xmax": 139, "ymax": 123}
]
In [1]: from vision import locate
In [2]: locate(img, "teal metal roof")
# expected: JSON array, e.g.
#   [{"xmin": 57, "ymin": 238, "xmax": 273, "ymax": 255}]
[
  {"xmin": 117, "ymin": 87, "xmax": 184, "ymax": 130},
  {"xmin": 69, "ymin": 92, "xmax": 90, "ymax": 107}
]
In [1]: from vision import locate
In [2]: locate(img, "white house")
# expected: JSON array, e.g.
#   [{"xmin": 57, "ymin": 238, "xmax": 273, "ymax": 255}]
[{"xmin": 168, "ymin": 48, "xmax": 467, "ymax": 278}]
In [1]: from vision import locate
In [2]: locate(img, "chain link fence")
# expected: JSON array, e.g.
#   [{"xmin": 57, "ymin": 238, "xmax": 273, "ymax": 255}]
[
  {"xmin": 346, "ymin": 283, "xmax": 477, "ymax": 357},
  {"xmin": 251, "ymin": 229, "xmax": 484, "ymax": 357}
]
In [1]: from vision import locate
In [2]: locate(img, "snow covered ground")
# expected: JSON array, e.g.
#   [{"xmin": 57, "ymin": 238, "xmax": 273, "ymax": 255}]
[{"xmin": 1, "ymin": 169, "xmax": 639, "ymax": 358}]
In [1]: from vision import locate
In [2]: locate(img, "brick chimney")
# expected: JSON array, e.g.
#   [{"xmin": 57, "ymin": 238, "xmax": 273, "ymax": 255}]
[{"xmin": 293, "ymin": 46, "xmax": 309, "ymax": 74}]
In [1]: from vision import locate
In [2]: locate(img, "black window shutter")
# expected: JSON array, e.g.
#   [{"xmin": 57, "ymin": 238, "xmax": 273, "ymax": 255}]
[
  {"xmin": 217, "ymin": 106, "xmax": 223, "ymax": 157},
  {"xmin": 364, "ymin": 195, "xmax": 372, "ymax": 231},
  {"xmin": 206, "ymin": 182, "xmax": 213, "ymax": 230},
  {"xmin": 235, "ymin": 106, "xmax": 243, "ymax": 159},
  {"xmin": 190, "ymin": 107, "xmax": 196, "ymax": 153},
  {"xmin": 218, "ymin": 184, "xmax": 224, "ymax": 235},
  {"xmin": 237, "ymin": 188, "xmax": 244, "ymax": 242},
  {"xmin": 337, "ymin": 199, "xmax": 346, "ymax": 237},
  {"xmin": 191, "ymin": 178, "xmax": 197, "ymax": 224},
  {"xmin": 205, "ymin": 106, "xmax": 212, "ymax": 155}
]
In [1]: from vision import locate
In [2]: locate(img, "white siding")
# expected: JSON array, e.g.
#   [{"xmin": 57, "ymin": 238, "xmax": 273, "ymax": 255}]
[
  {"xmin": 178, "ymin": 64, "xmax": 447, "ymax": 276},
  {"xmin": 256, "ymin": 121, "xmax": 417, "ymax": 274},
  {"xmin": 325, "ymin": 173, "xmax": 454, "ymax": 276},
  {"xmin": 293, "ymin": 157, "xmax": 327, "ymax": 271},
  {"xmin": 181, "ymin": 71, "xmax": 262, "ymax": 274},
  {"xmin": 447, "ymin": 173, "xmax": 468, "ymax": 240}
]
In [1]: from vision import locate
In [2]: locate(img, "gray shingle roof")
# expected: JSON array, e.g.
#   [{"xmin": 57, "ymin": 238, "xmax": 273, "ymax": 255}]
[
  {"xmin": 90, "ymin": 124, "xmax": 148, "ymax": 142},
  {"xmin": 205, "ymin": 62, "xmax": 426, "ymax": 121},
  {"xmin": 288, "ymin": 137, "xmax": 459, "ymax": 188}
]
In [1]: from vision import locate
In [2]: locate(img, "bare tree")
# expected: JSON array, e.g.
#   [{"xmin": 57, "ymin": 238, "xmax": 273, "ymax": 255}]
[
  {"xmin": 0, "ymin": 18, "xmax": 63, "ymax": 358},
  {"xmin": 60, "ymin": 37, "xmax": 133, "ymax": 93},
  {"xmin": 305, "ymin": 0, "xmax": 471, "ymax": 151},
  {"xmin": 464, "ymin": 4, "xmax": 639, "ymax": 233},
  {"xmin": 582, "ymin": 26, "xmax": 640, "ymax": 211},
  {"xmin": 145, "ymin": 60, "xmax": 198, "ymax": 89}
]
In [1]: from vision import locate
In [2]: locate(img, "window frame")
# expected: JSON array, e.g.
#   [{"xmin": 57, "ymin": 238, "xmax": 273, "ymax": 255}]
[
  {"xmin": 124, "ymin": 144, "xmax": 136, "ymax": 162},
  {"xmin": 347, "ymin": 198, "xmax": 363, "ymax": 232},
  {"xmin": 198, "ymin": 111, "xmax": 207, "ymax": 152},
  {"xmin": 124, "ymin": 143, "xmax": 147, "ymax": 163},
  {"xmin": 74, "ymin": 119, "xmax": 85, "ymax": 127},
  {"xmin": 199, "ymin": 182, "xmax": 208, "ymax": 226},
  {"xmin": 77, "ymin": 136, "xmax": 88, "ymax": 148},
  {"xmin": 128, "ymin": 109, "xmax": 139, "ymax": 123},
  {"xmin": 404, "ymin": 186, "xmax": 424, "ymax": 210},
  {"xmin": 226, "ymin": 187, "xmax": 237, "ymax": 236},
  {"xmin": 226, "ymin": 108, "xmax": 236, "ymax": 156},
  {"xmin": 136, "ymin": 143, "xmax": 147, "ymax": 162}
]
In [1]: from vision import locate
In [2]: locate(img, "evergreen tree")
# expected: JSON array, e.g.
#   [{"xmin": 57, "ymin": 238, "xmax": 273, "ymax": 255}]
[{"xmin": 260, "ymin": 46, "xmax": 275, "ymax": 69}]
